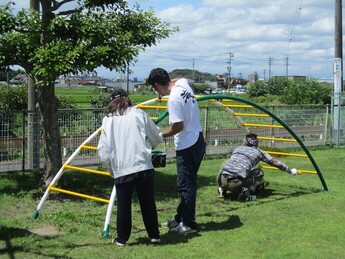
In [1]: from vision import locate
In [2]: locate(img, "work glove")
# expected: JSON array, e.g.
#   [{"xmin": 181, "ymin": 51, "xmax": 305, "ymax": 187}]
[
  {"xmin": 159, "ymin": 132, "xmax": 165, "ymax": 141},
  {"xmin": 290, "ymin": 168, "xmax": 298, "ymax": 176}
]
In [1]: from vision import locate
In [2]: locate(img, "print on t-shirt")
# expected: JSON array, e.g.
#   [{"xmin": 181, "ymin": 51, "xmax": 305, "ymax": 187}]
[{"xmin": 181, "ymin": 90, "xmax": 196, "ymax": 103}]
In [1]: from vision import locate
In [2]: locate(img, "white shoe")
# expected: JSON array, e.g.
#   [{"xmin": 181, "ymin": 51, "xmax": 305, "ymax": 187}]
[
  {"xmin": 161, "ymin": 217, "xmax": 179, "ymax": 229},
  {"xmin": 112, "ymin": 238, "xmax": 125, "ymax": 246},
  {"xmin": 150, "ymin": 238, "xmax": 161, "ymax": 244},
  {"xmin": 169, "ymin": 222, "xmax": 197, "ymax": 235},
  {"xmin": 218, "ymin": 187, "xmax": 227, "ymax": 198}
]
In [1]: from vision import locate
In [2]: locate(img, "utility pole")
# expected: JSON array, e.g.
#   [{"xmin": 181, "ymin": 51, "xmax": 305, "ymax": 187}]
[
  {"xmin": 27, "ymin": 0, "xmax": 40, "ymax": 170},
  {"xmin": 285, "ymin": 56, "xmax": 289, "ymax": 76},
  {"xmin": 334, "ymin": 0, "xmax": 343, "ymax": 146},
  {"xmin": 227, "ymin": 52, "xmax": 234, "ymax": 88},
  {"xmin": 192, "ymin": 58, "xmax": 195, "ymax": 83},
  {"xmin": 126, "ymin": 64, "xmax": 129, "ymax": 93},
  {"xmin": 6, "ymin": 66, "xmax": 10, "ymax": 85},
  {"xmin": 263, "ymin": 69, "xmax": 266, "ymax": 82},
  {"xmin": 268, "ymin": 57, "xmax": 273, "ymax": 80}
]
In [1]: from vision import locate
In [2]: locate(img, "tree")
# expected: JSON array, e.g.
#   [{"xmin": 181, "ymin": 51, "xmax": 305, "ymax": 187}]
[
  {"xmin": 247, "ymin": 80, "xmax": 268, "ymax": 97},
  {"xmin": 0, "ymin": 0, "xmax": 176, "ymax": 185},
  {"xmin": 283, "ymin": 80, "xmax": 332, "ymax": 105},
  {"xmin": 267, "ymin": 76, "xmax": 290, "ymax": 95}
]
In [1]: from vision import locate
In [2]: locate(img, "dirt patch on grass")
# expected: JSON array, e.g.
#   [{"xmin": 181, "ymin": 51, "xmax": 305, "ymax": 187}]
[{"xmin": 28, "ymin": 225, "xmax": 64, "ymax": 236}]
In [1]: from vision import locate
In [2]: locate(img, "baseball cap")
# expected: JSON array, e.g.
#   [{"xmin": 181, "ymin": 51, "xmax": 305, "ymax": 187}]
[
  {"xmin": 244, "ymin": 133, "xmax": 259, "ymax": 147},
  {"xmin": 111, "ymin": 88, "xmax": 128, "ymax": 100}
]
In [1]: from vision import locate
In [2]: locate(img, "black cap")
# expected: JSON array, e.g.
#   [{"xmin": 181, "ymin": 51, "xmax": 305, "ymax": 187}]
[
  {"xmin": 111, "ymin": 88, "xmax": 128, "ymax": 101},
  {"xmin": 244, "ymin": 133, "xmax": 259, "ymax": 147}
]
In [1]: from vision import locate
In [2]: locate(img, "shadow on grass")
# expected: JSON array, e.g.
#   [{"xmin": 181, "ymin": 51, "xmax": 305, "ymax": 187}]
[
  {"xmin": 0, "ymin": 169, "xmax": 321, "ymax": 206},
  {"xmin": 131, "ymin": 215, "xmax": 243, "ymax": 245},
  {"xmin": 153, "ymin": 170, "xmax": 216, "ymax": 201},
  {"xmin": 0, "ymin": 171, "xmax": 42, "ymax": 196},
  {"xmin": 217, "ymin": 183, "xmax": 322, "ymax": 211},
  {"xmin": 0, "ymin": 226, "xmax": 72, "ymax": 259}
]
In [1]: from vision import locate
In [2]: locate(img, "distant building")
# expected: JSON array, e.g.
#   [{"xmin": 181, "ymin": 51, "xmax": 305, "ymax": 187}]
[
  {"xmin": 271, "ymin": 75, "xmax": 307, "ymax": 81},
  {"xmin": 216, "ymin": 75, "xmax": 226, "ymax": 88},
  {"xmin": 316, "ymin": 78, "xmax": 333, "ymax": 85},
  {"xmin": 287, "ymin": 75, "xmax": 306, "ymax": 81},
  {"xmin": 10, "ymin": 74, "xmax": 28, "ymax": 84},
  {"xmin": 248, "ymin": 72, "xmax": 259, "ymax": 83}
]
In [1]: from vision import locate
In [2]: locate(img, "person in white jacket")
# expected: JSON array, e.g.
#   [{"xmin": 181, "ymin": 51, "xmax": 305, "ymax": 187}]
[{"xmin": 98, "ymin": 89, "xmax": 163, "ymax": 246}]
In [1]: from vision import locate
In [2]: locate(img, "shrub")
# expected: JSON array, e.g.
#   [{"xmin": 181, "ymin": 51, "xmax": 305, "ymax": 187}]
[
  {"xmin": 247, "ymin": 81, "xmax": 268, "ymax": 97},
  {"xmin": 283, "ymin": 80, "xmax": 332, "ymax": 105}
]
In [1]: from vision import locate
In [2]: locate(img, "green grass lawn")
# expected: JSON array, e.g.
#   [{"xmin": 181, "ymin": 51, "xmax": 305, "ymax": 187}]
[
  {"xmin": 1, "ymin": 148, "xmax": 344, "ymax": 258},
  {"xmin": 55, "ymin": 86, "xmax": 158, "ymax": 108}
]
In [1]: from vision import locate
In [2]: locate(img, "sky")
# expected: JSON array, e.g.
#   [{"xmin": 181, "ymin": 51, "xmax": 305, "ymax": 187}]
[{"xmin": 2, "ymin": 0, "xmax": 339, "ymax": 81}]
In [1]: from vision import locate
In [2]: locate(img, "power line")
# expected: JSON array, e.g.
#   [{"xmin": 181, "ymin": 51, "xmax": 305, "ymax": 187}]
[
  {"xmin": 287, "ymin": 0, "xmax": 303, "ymax": 58},
  {"xmin": 285, "ymin": 0, "xmax": 303, "ymax": 76}
]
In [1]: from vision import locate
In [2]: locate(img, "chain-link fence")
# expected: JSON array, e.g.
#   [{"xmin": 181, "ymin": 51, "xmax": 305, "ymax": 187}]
[{"xmin": 0, "ymin": 103, "xmax": 339, "ymax": 173}]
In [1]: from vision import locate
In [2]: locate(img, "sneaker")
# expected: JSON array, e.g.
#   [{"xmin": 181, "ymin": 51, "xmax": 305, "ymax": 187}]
[
  {"xmin": 112, "ymin": 238, "xmax": 125, "ymax": 246},
  {"xmin": 169, "ymin": 222, "xmax": 197, "ymax": 236},
  {"xmin": 256, "ymin": 181, "xmax": 268, "ymax": 192},
  {"xmin": 161, "ymin": 217, "xmax": 179, "ymax": 229},
  {"xmin": 150, "ymin": 238, "xmax": 161, "ymax": 244},
  {"xmin": 247, "ymin": 194, "xmax": 257, "ymax": 201},
  {"xmin": 218, "ymin": 187, "xmax": 227, "ymax": 198},
  {"xmin": 238, "ymin": 187, "xmax": 250, "ymax": 202}
]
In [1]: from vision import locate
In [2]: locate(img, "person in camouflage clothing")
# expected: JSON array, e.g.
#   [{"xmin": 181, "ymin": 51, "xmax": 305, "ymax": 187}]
[{"xmin": 217, "ymin": 133, "xmax": 298, "ymax": 201}]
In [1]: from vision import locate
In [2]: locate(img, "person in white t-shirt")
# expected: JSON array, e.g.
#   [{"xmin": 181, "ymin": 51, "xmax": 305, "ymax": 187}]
[
  {"xmin": 147, "ymin": 68, "xmax": 206, "ymax": 235},
  {"xmin": 98, "ymin": 89, "xmax": 163, "ymax": 246}
]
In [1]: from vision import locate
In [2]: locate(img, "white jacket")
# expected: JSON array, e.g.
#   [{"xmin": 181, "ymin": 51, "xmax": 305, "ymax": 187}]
[{"xmin": 97, "ymin": 107, "xmax": 162, "ymax": 179}]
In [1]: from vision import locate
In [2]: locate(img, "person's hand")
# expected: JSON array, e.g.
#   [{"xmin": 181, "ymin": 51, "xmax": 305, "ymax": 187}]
[
  {"xmin": 159, "ymin": 132, "xmax": 165, "ymax": 141},
  {"xmin": 290, "ymin": 168, "xmax": 298, "ymax": 176}
]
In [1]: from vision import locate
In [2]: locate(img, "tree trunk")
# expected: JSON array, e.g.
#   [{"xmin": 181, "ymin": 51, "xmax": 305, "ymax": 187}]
[{"xmin": 38, "ymin": 83, "xmax": 62, "ymax": 186}]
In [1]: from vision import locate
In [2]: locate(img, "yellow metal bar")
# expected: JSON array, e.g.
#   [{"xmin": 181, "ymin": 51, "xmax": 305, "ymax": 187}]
[
  {"xmin": 233, "ymin": 112, "xmax": 270, "ymax": 117},
  {"xmin": 154, "ymin": 97, "xmax": 168, "ymax": 102},
  {"xmin": 136, "ymin": 104, "xmax": 167, "ymax": 109},
  {"xmin": 82, "ymin": 145, "xmax": 98, "ymax": 151},
  {"xmin": 219, "ymin": 99, "xmax": 235, "ymax": 103},
  {"xmin": 49, "ymin": 186, "xmax": 110, "ymax": 203},
  {"xmin": 150, "ymin": 116, "xmax": 158, "ymax": 120},
  {"xmin": 242, "ymin": 123, "xmax": 284, "ymax": 129},
  {"xmin": 258, "ymin": 136, "xmax": 297, "ymax": 142},
  {"xmin": 64, "ymin": 164, "xmax": 110, "ymax": 176},
  {"xmin": 260, "ymin": 165, "xmax": 285, "ymax": 171},
  {"xmin": 260, "ymin": 165, "xmax": 316, "ymax": 175},
  {"xmin": 263, "ymin": 150, "xmax": 307, "ymax": 157},
  {"xmin": 222, "ymin": 104, "xmax": 254, "ymax": 108},
  {"xmin": 208, "ymin": 99, "xmax": 235, "ymax": 103},
  {"xmin": 297, "ymin": 169, "xmax": 317, "ymax": 174}
]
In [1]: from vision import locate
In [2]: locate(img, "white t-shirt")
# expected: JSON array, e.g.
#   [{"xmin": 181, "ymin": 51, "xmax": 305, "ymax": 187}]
[{"xmin": 168, "ymin": 78, "xmax": 202, "ymax": 150}]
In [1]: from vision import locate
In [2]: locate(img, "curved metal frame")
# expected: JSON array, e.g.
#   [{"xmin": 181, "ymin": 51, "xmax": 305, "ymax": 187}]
[{"xmin": 156, "ymin": 94, "xmax": 328, "ymax": 191}]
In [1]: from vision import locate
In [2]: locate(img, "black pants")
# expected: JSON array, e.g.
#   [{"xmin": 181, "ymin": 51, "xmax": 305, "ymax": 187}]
[
  {"xmin": 115, "ymin": 173, "xmax": 159, "ymax": 243},
  {"xmin": 175, "ymin": 133, "xmax": 206, "ymax": 229}
]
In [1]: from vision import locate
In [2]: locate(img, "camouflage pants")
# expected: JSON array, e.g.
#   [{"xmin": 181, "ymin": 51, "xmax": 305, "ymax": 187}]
[{"xmin": 218, "ymin": 168, "xmax": 264, "ymax": 195}]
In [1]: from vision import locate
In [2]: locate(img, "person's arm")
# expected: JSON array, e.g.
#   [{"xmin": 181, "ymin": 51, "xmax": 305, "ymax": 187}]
[
  {"xmin": 261, "ymin": 150, "xmax": 298, "ymax": 175},
  {"xmin": 161, "ymin": 121, "xmax": 184, "ymax": 138},
  {"xmin": 144, "ymin": 113, "xmax": 163, "ymax": 148},
  {"xmin": 97, "ymin": 127, "xmax": 114, "ymax": 177}
]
